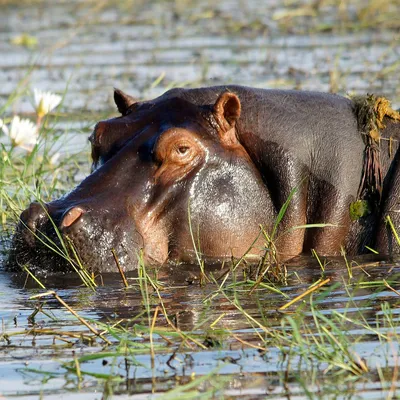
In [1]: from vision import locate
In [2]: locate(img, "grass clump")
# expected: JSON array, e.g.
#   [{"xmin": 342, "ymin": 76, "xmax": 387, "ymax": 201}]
[{"xmin": 0, "ymin": 83, "xmax": 106, "ymax": 285}]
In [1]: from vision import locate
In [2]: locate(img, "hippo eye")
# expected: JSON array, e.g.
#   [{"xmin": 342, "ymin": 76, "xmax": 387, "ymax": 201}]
[{"xmin": 177, "ymin": 145, "xmax": 190, "ymax": 155}]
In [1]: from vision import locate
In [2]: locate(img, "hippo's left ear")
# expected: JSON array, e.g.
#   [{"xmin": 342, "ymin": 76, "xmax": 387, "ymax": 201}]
[
  {"xmin": 213, "ymin": 92, "xmax": 241, "ymax": 144},
  {"xmin": 114, "ymin": 88, "xmax": 136, "ymax": 115}
]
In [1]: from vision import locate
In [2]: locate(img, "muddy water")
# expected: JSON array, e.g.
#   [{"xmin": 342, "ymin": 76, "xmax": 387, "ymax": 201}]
[{"xmin": 1, "ymin": 0, "xmax": 400, "ymax": 398}]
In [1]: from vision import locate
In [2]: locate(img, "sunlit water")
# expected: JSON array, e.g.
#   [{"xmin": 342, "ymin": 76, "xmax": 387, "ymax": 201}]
[
  {"xmin": 1, "ymin": 0, "xmax": 400, "ymax": 398},
  {"xmin": 1, "ymin": 259, "xmax": 400, "ymax": 398}
]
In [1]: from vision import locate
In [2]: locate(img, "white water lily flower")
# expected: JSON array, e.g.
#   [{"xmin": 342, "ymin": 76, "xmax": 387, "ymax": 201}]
[
  {"xmin": 1, "ymin": 115, "xmax": 38, "ymax": 151},
  {"xmin": 34, "ymin": 88, "xmax": 62, "ymax": 117}
]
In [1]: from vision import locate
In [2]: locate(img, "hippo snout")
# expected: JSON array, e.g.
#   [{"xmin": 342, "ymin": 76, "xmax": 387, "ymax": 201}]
[
  {"xmin": 8, "ymin": 200, "xmax": 143, "ymax": 274},
  {"xmin": 18, "ymin": 202, "xmax": 49, "ymax": 247}
]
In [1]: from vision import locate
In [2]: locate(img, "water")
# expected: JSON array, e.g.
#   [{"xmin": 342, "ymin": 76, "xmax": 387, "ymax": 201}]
[
  {"xmin": 1, "ymin": 0, "xmax": 400, "ymax": 398},
  {"xmin": 1, "ymin": 1, "xmax": 399, "ymax": 114},
  {"xmin": 1, "ymin": 260, "xmax": 400, "ymax": 398}
]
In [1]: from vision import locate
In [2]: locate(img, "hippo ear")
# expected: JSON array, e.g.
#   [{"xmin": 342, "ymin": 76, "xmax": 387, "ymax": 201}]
[
  {"xmin": 213, "ymin": 92, "xmax": 241, "ymax": 132},
  {"xmin": 113, "ymin": 88, "xmax": 136, "ymax": 114}
]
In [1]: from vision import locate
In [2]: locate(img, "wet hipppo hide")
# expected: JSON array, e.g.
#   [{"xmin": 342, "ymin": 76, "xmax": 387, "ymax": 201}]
[{"xmin": 7, "ymin": 86, "xmax": 400, "ymax": 273}]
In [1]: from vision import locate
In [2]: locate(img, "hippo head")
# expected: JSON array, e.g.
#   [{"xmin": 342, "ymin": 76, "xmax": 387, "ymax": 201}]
[{"xmin": 8, "ymin": 88, "xmax": 275, "ymax": 273}]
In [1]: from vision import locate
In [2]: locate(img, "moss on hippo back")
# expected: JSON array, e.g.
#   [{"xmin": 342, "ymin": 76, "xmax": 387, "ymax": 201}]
[
  {"xmin": 349, "ymin": 199, "xmax": 371, "ymax": 221},
  {"xmin": 352, "ymin": 94, "xmax": 400, "ymax": 202}
]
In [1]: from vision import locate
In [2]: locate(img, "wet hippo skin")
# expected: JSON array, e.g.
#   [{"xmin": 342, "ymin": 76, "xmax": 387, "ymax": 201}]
[{"xmin": 8, "ymin": 86, "xmax": 400, "ymax": 273}]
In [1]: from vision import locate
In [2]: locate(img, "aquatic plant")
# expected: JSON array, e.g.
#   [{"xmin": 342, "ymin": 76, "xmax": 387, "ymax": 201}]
[
  {"xmin": 33, "ymin": 88, "xmax": 62, "ymax": 119},
  {"xmin": 0, "ymin": 115, "xmax": 38, "ymax": 152}
]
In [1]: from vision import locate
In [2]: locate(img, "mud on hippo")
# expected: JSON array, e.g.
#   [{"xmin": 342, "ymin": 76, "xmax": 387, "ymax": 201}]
[{"xmin": 7, "ymin": 86, "xmax": 400, "ymax": 273}]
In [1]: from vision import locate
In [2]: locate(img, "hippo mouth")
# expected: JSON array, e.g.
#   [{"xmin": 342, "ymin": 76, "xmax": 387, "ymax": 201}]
[{"xmin": 7, "ymin": 201, "xmax": 143, "ymax": 275}]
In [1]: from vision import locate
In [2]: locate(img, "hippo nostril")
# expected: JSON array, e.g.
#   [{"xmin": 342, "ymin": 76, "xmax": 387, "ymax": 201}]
[
  {"xmin": 20, "ymin": 202, "xmax": 48, "ymax": 232},
  {"xmin": 61, "ymin": 207, "xmax": 84, "ymax": 228}
]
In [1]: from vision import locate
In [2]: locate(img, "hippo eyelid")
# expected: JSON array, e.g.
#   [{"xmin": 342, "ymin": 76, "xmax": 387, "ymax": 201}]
[
  {"xmin": 153, "ymin": 127, "xmax": 205, "ymax": 165},
  {"xmin": 173, "ymin": 142, "xmax": 192, "ymax": 155},
  {"xmin": 176, "ymin": 145, "xmax": 190, "ymax": 154}
]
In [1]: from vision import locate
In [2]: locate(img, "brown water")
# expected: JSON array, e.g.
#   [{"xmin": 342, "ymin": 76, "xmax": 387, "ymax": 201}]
[{"xmin": 1, "ymin": 0, "xmax": 400, "ymax": 398}]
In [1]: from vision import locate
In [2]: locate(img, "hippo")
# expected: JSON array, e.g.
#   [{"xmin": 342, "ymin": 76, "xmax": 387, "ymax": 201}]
[{"xmin": 7, "ymin": 86, "xmax": 400, "ymax": 273}]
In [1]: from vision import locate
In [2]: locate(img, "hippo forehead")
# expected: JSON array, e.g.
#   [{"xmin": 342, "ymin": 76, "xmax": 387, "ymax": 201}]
[
  {"xmin": 90, "ymin": 96, "xmax": 218, "ymax": 168},
  {"xmin": 129, "ymin": 96, "xmax": 212, "ymax": 125}
]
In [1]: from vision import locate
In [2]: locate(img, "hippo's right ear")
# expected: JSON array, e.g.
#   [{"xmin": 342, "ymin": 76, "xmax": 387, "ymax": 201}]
[
  {"xmin": 213, "ymin": 92, "xmax": 241, "ymax": 131},
  {"xmin": 113, "ymin": 88, "xmax": 136, "ymax": 115},
  {"xmin": 213, "ymin": 92, "xmax": 241, "ymax": 146}
]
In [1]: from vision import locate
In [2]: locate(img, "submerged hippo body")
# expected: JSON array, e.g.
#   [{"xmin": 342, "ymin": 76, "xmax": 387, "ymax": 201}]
[{"xmin": 8, "ymin": 86, "xmax": 400, "ymax": 273}]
